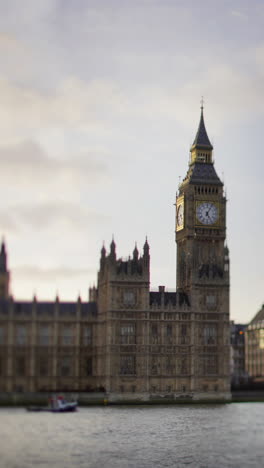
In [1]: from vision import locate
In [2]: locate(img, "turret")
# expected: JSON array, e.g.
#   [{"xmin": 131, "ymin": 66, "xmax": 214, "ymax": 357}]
[
  {"xmin": 109, "ymin": 238, "xmax": 116, "ymax": 261},
  {"xmin": 0, "ymin": 240, "xmax": 10, "ymax": 299},
  {"xmin": 133, "ymin": 243, "xmax": 139, "ymax": 261},
  {"xmin": 100, "ymin": 243, "xmax": 106, "ymax": 269},
  {"xmin": 143, "ymin": 237, "xmax": 150, "ymax": 266},
  {"xmin": 0, "ymin": 240, "xmax": 7, "ymax": 273}
]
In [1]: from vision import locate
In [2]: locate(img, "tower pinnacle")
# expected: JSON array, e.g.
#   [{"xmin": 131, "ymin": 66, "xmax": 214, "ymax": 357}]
[
  {"xmin": 191, "ymin": 104, "xmax": 213, "ymax": 151},
  {"xmin": 190, "ymin": 105, "xmax": 213, "ymax": 165}
]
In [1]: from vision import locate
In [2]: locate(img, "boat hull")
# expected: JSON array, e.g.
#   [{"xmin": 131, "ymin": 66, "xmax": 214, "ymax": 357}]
[{"xmin": 26, "ymin": 402, "xmax": 78, "ymax": 412}]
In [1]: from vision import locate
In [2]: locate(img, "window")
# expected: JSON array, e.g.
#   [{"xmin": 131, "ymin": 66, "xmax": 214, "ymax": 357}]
[
  {"xmin": 150, "ymin": 356, "xmax": 159, "ymax": 375},
  {"xmin": 151, "ymin": 324, "xmax": 160, "ymax": 344},
  {"xmin": 120, "ymin": 355, "xmax": 136, "ymax": 375},
  {"xmin": 38, "ymin": 326, "xmax": 50, "ymax": 346},
  {"xmin": 16, "ymin": 356, "xmax": 26, "ymax": 376},
  {"xmin": 59, "ymin": 356, "xmax": 73, "ymax": 377},
  {"xmin": 83, "ymin": 326, "xmax": 92, "ymax": 345},
  {"xmin": 165, "ymin": 356, "xmax": 174, "ymax": 375},
  {"xmin": 37, "ymin": 356, "xmax": 49, "ymax": 376},
  {"xmin": 204, "ymin": 325, "xmax": 217, "ymax": 345},
  {"xmin": 120, "ymin": 323, "xmax": 136, "ymax": 344},
  {"xmin": 16, "ymin": 326, "xmax": 27, "ymax": 345},
  {"xmin": 61, "ymin": 327, "xmax": 74, "ymax": 346},
  {"xmin": 206, "ymin": 295, "xmax": 216, "ymax": 307},
  {"xmin": 203, "ymin": 355, "xmax": 218, "ymax": 375},
  {"xmin": 85, "ymin": 357, "xmax": 93, "ymax": 376},
  {"xmin": 166, "ymin": 324, "xmax": 173, "ymax": 344},
  {"xmin": 180, "ymin": 324, "xmax": 188, "ymax": 344},
  {"xmin": 0, "ymin": 326, "xmax": 4, "ymax": 345},
  {"xmin": 123, "ymin": 291, "xmax": 135, "ymax": 306},
  {"xmin": 259, "ymin": 330, "xmax": 264, "ymax": 349},
  {"xmin": 180, "ymin": 357, "xmax": 188, "ymax": 375}
]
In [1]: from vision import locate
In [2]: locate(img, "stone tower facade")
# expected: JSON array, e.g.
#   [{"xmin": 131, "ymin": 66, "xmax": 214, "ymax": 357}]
[
  {"xmin": 95, "ymin": 239, "xmax": 150, "ymax": 394},
  {"xmin": 175, "ymin": 106, "xmax": 230, "ymax": 395}
]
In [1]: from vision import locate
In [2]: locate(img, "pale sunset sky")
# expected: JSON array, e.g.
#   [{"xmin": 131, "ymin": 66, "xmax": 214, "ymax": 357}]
[{"xmin": 0, "ymin": 0, "xmax": 263, "ymax": 323}]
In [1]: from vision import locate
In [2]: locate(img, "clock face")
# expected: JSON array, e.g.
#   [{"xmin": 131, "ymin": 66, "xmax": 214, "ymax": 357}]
[
  {"xmin": 196, "ymin": 202, "xmax": 218, "ymax": 225},
  {"xmin": 177, "ymin": 204, "xmax": 184, "ymax": 227}
]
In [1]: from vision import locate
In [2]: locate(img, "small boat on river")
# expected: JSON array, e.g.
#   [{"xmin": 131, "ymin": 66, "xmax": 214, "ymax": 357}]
[{"xmin": 27, "ymin": 395, "xmax": 78, "ymax": 413}]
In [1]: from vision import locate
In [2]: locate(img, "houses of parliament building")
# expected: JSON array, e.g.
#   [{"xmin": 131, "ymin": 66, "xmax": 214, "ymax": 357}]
[{"xmin": 0, "ymin": 108, "xmax": 231, "ymax": 402}]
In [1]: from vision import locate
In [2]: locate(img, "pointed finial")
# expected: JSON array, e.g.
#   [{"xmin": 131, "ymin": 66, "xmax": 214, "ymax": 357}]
[
  {"xmin": 110, "ymin": 236, "xmax": 116, "ymax": 259},
  {"xmin": 191, "ymin": 98, "xmax": 213, "ymax": 151},
  {"xmin": 101, "ymin": 242, "xmax": 106, "ymax": 257},
  {"xmin": 110, "ymin": 237, "xmax": 116, "ymax": 250},
  {"xmin": 133, "ymin": 242, "xmax": 139, "ymax": 260},
  {"xmin": 1, "ymin": 237, "xmax": 6, "ymax": 255},
  {"xmin": 143, "ymin": 236, "xmax": 149, "ymax": 253}
]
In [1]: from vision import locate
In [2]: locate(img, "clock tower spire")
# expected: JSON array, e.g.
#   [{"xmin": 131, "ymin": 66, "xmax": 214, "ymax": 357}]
[{"xmin": 190, "ymin": 103, "xmax": 213, "ymax": 164}]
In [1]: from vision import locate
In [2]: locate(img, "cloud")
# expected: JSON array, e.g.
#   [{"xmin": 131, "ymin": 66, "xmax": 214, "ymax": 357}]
[
  {"xmin": 0, "ymin": 201, "xmax": 108, "ymax": 233},
  {"xmin": 13, "ymin": 264, "xmax": 93, "ymax": 282},
  {"xmin": 0, "ymin": 32, "xmax": 23, "ymax": 49},
  {"xmin": 0, "ymin": 213, "xmax": 18, "ymax": 234},
  {"xmin": 0, "ymin": 77, "xmax": 127, "ymax": 142},
  {"xmin": 230, "ymin": 9, "xmax": 248, "ymax": 20},
  {"xmin": 0, "ymin": 0, "xmax": 58, "ymax": 27},
  {"xmin": 0, "ymin": 140, "xmax": 108, "ymax": 189},
  {"xmin": 0, "ymin": 53, "xmax": 262, "ymax": 157}
]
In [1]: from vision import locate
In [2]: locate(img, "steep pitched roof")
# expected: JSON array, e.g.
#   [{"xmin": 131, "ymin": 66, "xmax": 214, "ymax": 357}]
[
  {"xmin": 182, "ymin": 162, "xmax": 223, "ymax": 186},
  {"xmin": 191, "ymin": 107, "xmax": 213, "ymax": 150}
]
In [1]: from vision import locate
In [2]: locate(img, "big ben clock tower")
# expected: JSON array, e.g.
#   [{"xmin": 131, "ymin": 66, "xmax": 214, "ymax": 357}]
[
  {"xmin": 176, "ymin": 104, "xmax": 229, "ymax": 294},
  {"xmin": 176, "ymin": 105, "xmax": 230, "ymax": 397}
]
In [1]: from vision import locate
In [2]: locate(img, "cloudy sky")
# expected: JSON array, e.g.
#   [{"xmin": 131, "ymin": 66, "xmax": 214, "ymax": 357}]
[{"xmin": 0, "ymin": 0, "xmax": 263, "ymax": 323}]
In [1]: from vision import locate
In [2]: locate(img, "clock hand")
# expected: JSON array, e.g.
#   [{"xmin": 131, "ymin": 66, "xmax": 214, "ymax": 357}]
[{"xmin": 205, "ymin": 204, "xmax": 214, "ymax": 219}]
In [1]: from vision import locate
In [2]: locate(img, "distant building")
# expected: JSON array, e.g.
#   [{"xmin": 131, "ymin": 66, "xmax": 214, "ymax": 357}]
[
  {"xmin": 230, "ymin": 322, "xmax": 248, "ymax": 387},
  {"xmin": 245, "ymin": 305, "xmax": 264, "ymax": 384},
  {"xmin": 0, "ymin": 107, "xmax": 231, "ymax": 402}
]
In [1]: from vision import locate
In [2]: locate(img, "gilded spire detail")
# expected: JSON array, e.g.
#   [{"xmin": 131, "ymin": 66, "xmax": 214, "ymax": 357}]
[
  {"xmin": 190, "ymin": 104, "xmax": 213, "ymax": 165},
  {"xmin": 191, "ymin": 104, "xmax": 213, "ymax": 151}
]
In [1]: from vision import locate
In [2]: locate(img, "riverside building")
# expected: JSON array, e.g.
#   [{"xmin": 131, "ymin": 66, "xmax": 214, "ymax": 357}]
[
  {"xmin": 245, "ymin": 304, "xmax": 264, "ymax": 384},
  {"xmin": 0, "ymin": 108, "xmax": 231, "ymax": 402}
]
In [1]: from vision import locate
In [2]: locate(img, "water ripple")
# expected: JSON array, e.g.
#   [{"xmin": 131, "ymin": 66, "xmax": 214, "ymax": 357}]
[{"xmin": 0, "ymin": 404, "xmax": 263, "ymax": 468}]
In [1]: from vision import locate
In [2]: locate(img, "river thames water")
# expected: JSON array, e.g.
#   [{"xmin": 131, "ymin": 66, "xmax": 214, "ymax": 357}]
[{"xmin": 0, "ymin": 403, "xmax": 263, "ymax": 468}]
